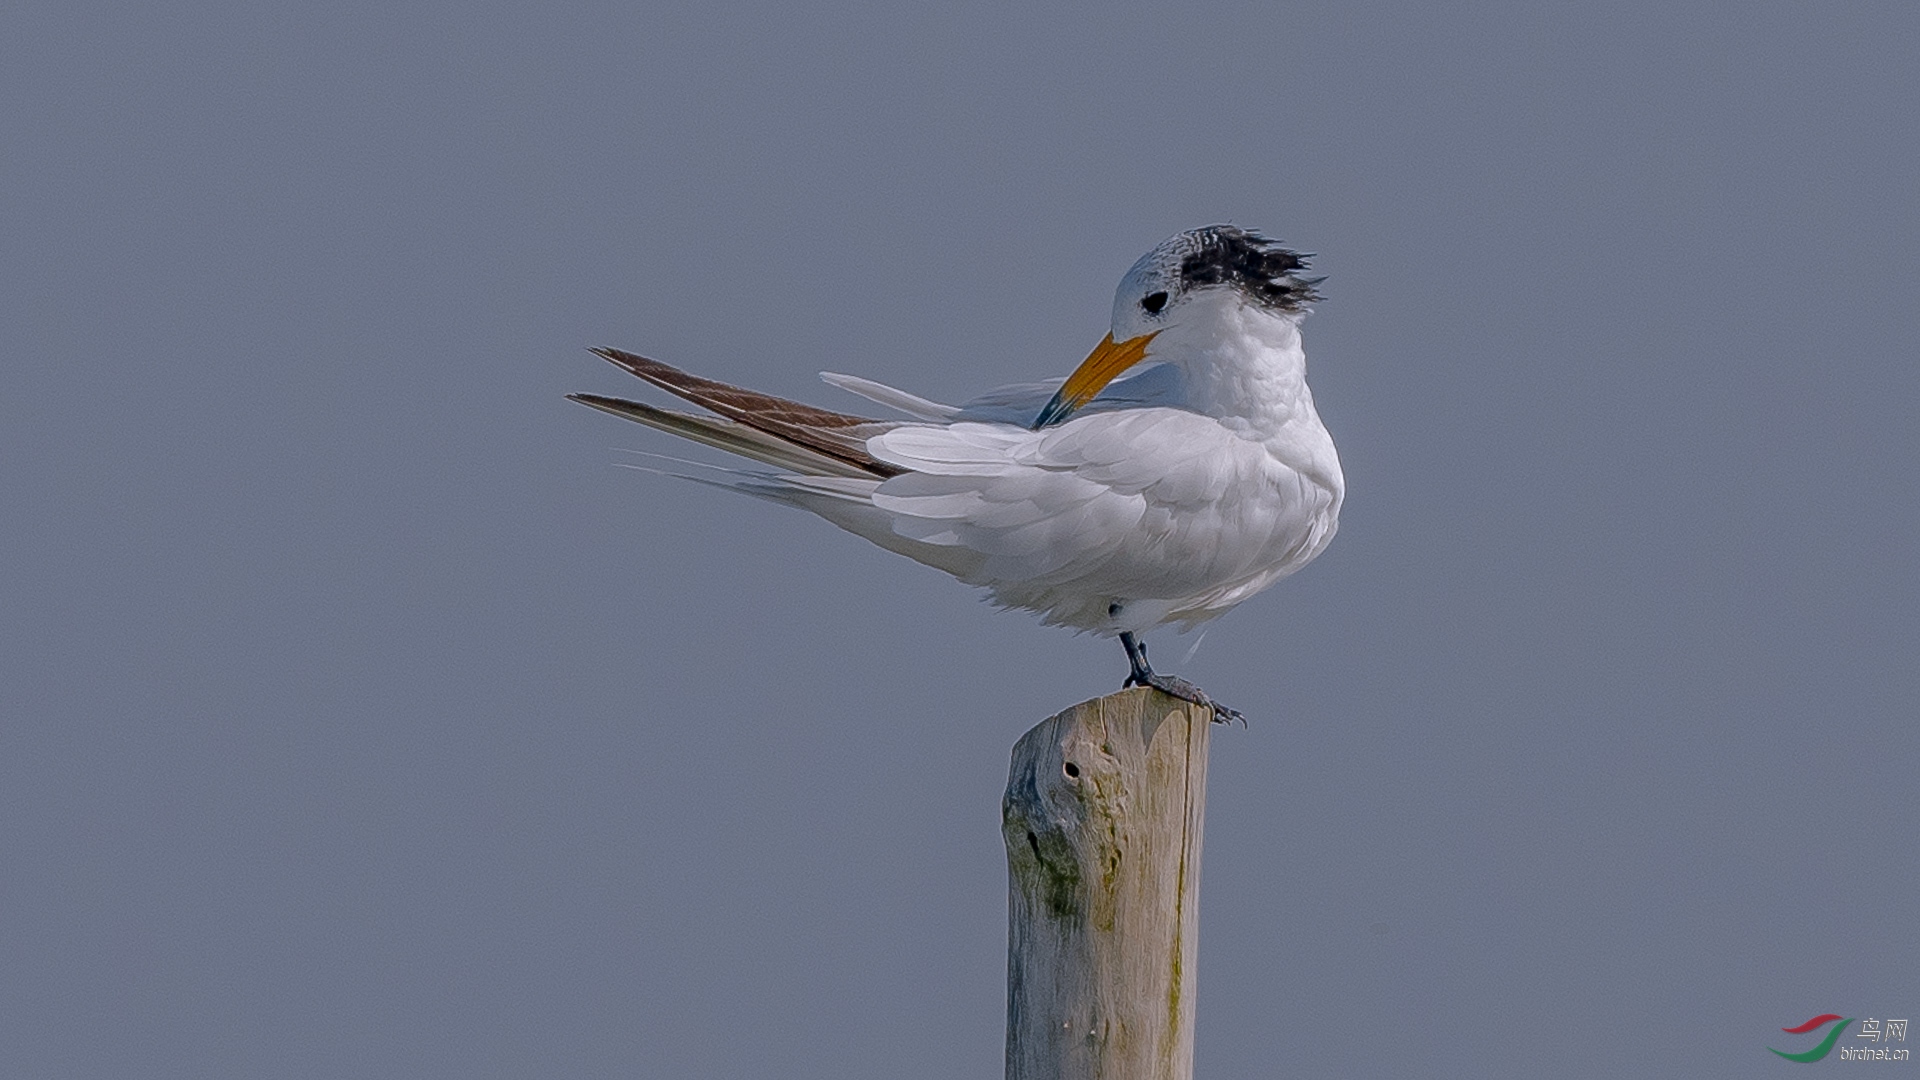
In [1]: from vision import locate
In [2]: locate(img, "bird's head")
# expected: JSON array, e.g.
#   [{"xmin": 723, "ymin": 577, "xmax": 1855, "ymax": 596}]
[{"xmin": 1034, "ymin": 225, "xmax": 1322, "ymax": 428}]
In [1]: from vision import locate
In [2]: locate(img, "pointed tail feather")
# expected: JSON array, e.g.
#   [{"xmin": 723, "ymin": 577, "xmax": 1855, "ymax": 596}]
[
  {"xmin": 569, "ymin": 394, "xmax": 878, "ymax": 478},
  {"xmin": 587, "ymin": 348, "xmax": 905, "ymax": 477}
]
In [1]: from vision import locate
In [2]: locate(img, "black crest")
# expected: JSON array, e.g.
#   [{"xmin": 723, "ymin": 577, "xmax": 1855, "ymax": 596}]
[{"xmin": 1178, "ymin": 226, "xmax": 1323, "ymax": 313}]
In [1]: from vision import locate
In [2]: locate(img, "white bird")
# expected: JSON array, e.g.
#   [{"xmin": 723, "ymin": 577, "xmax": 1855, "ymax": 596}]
[{"xmin": 570, "ymin": 225, "xmax": 1344, "ymax": 722}]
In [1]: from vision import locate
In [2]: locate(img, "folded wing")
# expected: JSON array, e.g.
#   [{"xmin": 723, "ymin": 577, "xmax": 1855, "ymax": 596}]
[{"xmin": 865, "ymin": 408, "xmax": 1333, "ymax": 627}]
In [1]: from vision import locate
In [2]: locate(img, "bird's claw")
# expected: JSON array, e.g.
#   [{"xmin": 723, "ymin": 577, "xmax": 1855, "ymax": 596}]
[{"xmin": 1124, "ymin": 671, "xmax": 1248, "ymax": 726}]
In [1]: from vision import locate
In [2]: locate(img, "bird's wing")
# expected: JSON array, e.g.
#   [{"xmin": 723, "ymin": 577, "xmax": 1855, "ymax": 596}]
[
  {"xmin": 566, "ymin": 394, "xmax": 882, "ymax": 478},
  {"xmin": 811, "ymin": 360, "xmax": 1191, "ymax": 427},
  {"xmin": 817, "ymin": 372, "xmax": 960, "ymax": 421},
  {"xmin": 948, "ymin": 380, "xmax": 1063, "ymax": 424},
  {"xmin": 584, "ymin": 348, "xmax": 906, "ymax": 477},
  {"xmin": 866, "ymin": 408, "xmax": 1311, "ymax": 604},
  {"xmin": 950, "ymin": 364, "xmax": 1190, "ymax": 425}
]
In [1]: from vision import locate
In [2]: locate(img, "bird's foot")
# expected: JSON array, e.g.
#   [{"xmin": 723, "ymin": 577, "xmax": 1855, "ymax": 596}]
[{"xmin": 1123, "ymin": 670, "xmax": 1247, "ymax": 726}]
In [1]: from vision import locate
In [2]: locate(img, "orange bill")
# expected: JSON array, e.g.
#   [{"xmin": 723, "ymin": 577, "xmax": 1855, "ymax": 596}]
[{"xmin": 1032, "ymin": 331, "xmax": 1161, "ymax": 428}]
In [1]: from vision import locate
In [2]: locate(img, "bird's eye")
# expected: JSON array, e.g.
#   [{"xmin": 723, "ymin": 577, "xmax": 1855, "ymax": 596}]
[{"xmin": 1140, "ymin": 291, "xmax": 1169, "ymax": 314}]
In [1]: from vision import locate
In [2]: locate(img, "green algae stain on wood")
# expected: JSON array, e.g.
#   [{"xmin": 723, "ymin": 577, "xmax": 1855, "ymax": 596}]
[{"xmin": 1024, "ymin": 823, "xmax": 1084, "ymax": 921}]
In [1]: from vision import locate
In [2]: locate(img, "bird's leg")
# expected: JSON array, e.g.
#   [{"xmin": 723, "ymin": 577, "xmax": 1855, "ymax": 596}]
[
  {"xmin": 1118, "ymin": 631, "xmax": 1246, "ymax": 726},
  {"xmin": 1119, "ymin": 630, "xmax": 1155, "ymax": 684}
]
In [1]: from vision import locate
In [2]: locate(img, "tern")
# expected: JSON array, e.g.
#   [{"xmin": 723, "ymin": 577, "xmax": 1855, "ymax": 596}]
[{"xmin": 570, "ymin": 225, "xmax": 1344, "ymax": 723}]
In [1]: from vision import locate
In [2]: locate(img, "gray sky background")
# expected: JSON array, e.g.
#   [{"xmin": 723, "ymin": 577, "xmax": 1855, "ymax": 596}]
[{"xmin": 4, "ymin": 2, "xmax": 1916, "ymax": 1077}]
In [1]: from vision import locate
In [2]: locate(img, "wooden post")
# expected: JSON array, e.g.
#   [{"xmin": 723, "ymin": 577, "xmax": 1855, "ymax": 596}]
[{"xmin": 1002, "ymin": 687, "xmax": 1211, "ymax": 1080}]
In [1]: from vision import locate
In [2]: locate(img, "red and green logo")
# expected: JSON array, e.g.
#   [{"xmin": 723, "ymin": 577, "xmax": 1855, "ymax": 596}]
[{"xmin": 1770, "ymin": 1014, "xmax": 1852, "ymax": 1062}]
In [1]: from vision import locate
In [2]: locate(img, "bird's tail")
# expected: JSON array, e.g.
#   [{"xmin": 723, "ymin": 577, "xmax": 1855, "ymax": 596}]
[
  {"xmin": 576, "ymin": 348, "xmax": 905, "ymax": 477},
  {"xmin": 570, "ymin": 393, "xmax": 878, "ymax": 478}
]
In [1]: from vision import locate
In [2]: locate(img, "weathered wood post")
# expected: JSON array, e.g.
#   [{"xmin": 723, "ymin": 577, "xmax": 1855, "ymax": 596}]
[{"xmin": 1002, "ymin": 687, "xmax": 1211, "ymax": 1080}]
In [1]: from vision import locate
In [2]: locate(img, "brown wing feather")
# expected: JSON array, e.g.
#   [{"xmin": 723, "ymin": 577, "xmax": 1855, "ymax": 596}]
[{"xmin": 589, "ymin": 347, "xmax": 906, "ymax": 478}]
